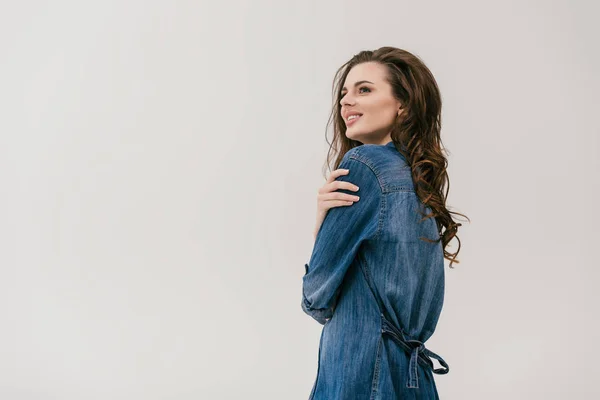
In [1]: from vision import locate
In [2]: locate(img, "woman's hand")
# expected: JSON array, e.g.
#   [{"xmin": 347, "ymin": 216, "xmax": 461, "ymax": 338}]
[{"xmin": 313, "ymin": 168, "xmax": 360, "ymax": 240}]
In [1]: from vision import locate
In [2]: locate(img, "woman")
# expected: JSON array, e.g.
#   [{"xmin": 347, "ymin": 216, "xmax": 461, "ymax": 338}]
[{"xmin": 301, "ymin": 47, "xmax": 468, "ymax": 399}]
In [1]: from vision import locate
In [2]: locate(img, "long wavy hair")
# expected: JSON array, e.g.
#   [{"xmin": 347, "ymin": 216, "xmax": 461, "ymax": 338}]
[{"xmin": 323, "ymin": 46, "xmax": 469, "ymax": 268}]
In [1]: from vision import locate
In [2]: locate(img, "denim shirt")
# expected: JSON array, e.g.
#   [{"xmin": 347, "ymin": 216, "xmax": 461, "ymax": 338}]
[{"xmin": 301, "ymin": 141, "xmax": 449, "ymax": 399}]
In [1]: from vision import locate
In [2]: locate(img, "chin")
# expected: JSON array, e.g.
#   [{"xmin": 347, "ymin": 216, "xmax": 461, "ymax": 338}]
[
  {"xmin": 345, "ymin": 129, "xmax": 360, "ymax": 138},
  {"xmin": 346, "ymin": 131, "xmax": 368, "ymax": 143}
]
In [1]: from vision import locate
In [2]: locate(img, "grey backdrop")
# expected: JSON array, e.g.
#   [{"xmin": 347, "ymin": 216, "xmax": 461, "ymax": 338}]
[{"xmin": 1, "ymin": 1, "xmax": 598, "ymax": 399}]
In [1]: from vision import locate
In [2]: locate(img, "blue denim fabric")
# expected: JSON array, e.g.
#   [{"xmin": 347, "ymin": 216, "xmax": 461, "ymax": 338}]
[{"xmin": 302, "ymin": 141, "xmax": 449, "ymax": 399}]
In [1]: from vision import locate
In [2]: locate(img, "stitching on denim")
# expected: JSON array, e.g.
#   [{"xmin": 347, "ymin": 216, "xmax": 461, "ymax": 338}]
[
  {"xmin": 369, "ymin": 334, "xmax": 383, "ymax": 400},
  {"xmin": 345, "ymin": 155, "xmax": 383, "ymax": 240},
  {"xmin": 376, "ymin": 192, "xmax": 385, "ymax": 241},
  {"xmin": 347, "ymin": 154, "xmax": 384, "ymax": 191},
  {"xmin": 406, "ymin": 347, "xmax": 420, "ymax": 389},
  {"xmin": 349, "ymin": 149, "xmax": 414, "ymax": 193},
  {"xmin": 384, "ymin": 187, "xmax": 414, "ymax": 193},
  {"xmin": 308, "ymin": 330, "xmax": 325, "ymax": 399}
]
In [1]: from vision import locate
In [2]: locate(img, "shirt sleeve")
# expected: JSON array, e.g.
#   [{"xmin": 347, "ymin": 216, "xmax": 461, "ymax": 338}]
[{"xmin": 301, "ymin": 155, "xmax": 381, "ymax": 324}]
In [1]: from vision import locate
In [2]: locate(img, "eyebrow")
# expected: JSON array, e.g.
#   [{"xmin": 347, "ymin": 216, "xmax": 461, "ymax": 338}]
[{"xmin": 341, "ymin": 80, "xmax": 374, "ymax": 91}]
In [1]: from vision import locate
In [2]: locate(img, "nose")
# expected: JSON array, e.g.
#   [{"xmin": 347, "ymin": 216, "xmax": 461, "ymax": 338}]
[{"xmin": 340, "ymin": 92, "xmax": 355, "ymax": 107}]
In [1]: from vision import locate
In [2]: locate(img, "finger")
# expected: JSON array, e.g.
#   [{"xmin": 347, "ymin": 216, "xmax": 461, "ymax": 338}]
[
  {"xmin": 326, "ymin": 168, "xmax": 350, "ymax": 183},
  {"xmin": 323, "ymin": 180, "xmax": 359, "ymax": 194},
  {"xmin": 324, "ymin": 192, "xmax": 360, "ymax": 202},
  {"xmin": 330, "ymin": 181, "xmax": 360, "ymax": 192},
  {"xmin": 325, "ymin": 200, "xmax": 354, "ymax": 208}
]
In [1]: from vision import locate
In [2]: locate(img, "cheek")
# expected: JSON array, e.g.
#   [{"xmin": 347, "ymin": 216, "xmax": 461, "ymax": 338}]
[
  {"xmin": 364, "ymin": 97, "xmax": 396, "ymax": 118},
  {"xmin": 364, "ymin": 106, "xmax": 396, "ymax": 125}
]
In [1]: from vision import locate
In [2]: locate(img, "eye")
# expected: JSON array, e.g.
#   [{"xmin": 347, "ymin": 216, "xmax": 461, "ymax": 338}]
[{"xmin": 340, "ymin": 86, "xmax": 371, "ymax": 98}]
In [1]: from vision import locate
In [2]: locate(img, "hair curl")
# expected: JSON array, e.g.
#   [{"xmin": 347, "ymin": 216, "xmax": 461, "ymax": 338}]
[{"xmin": 322, "ymin": 46, "xmax": 469, "ymax": 268}]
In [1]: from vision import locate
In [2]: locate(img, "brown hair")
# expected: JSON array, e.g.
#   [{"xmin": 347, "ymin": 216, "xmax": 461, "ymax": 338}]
[{"xmin": 323, "ymin": 46, "xmax": 469, "ymax": 268}]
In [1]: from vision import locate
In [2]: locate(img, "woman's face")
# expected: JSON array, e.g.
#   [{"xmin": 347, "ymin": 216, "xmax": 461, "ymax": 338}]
[{"xmin": 340, "ymin": 62, "xmax": 402, "ymax": 145}]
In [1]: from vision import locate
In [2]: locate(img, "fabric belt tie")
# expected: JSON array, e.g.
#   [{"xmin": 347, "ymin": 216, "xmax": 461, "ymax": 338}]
[{"xmin": 380, "ymin": 313, "xmax": 449, "ymax": 389}]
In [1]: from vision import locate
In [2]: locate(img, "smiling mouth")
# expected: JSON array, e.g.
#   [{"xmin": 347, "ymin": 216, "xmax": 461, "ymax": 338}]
[{"xmin": 346, "ymin": 115, "xmax": 362, "ymax": 126}]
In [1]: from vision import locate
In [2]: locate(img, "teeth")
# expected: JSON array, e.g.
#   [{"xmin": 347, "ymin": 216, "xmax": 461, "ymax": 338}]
[{"xmin": 347, "ymin": 115, "xmax": 361, "ymax": 121}]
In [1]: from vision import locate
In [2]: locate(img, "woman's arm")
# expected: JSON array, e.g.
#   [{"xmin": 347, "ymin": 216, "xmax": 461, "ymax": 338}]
[{"xmin": 301, "ymin": 155, "xmax": 381, "ymax": 324}]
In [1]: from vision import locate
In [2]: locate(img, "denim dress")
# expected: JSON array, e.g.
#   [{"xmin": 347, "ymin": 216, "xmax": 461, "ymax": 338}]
[{"xmin": 301, "ymin": 141, "xmax": 449, "ymax": 399}]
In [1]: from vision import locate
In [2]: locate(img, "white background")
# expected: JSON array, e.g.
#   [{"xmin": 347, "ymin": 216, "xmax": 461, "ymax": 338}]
[{"xmin": 1, "ymin": 1, "xmax": 598, "ymax": 399}]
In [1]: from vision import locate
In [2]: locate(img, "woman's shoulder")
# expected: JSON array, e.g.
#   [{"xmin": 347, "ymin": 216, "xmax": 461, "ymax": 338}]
[
  {"xmin": 343, "ymin": 144, "xmax": 413, "ymax": 191},
  {"xmin": 346, "ymin": 143, "xmax": 407, "ymax": 164}
]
